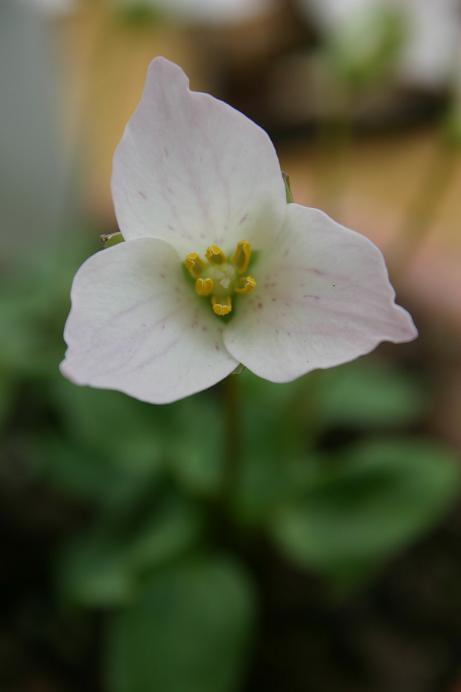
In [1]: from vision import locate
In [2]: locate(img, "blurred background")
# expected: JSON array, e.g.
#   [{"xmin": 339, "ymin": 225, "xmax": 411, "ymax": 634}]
[{"xmin": 1, "ymin": 1, "xmax": 461, "ymax": 691}]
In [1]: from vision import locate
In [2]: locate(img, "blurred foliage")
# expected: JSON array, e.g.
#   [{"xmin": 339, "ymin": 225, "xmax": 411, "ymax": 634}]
[
  {"xmin": 270, "ymin": 437, "xmax": 459, "ymax": 591},
  {"xmin": 58, "ymin": 492, "xmax": 204, "ymax": 607},
  {"xmin": 114, "ymin": 3, "xmax": 165, "ymax": 26},
  {"xmin": 1, "ymin": 236, "xmax": 459, "ymax": 692},
  {"xmin": 106, "ymin": 556, "xmax": 255, "ymax": 692}
]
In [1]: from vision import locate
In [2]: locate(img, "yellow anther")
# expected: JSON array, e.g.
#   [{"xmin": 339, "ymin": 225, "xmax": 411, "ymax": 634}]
[
  {"xmin": 184, "ymin": 240, "xmax": 255, "ymax": 318},
  {"xmin": 195, "ymin": 277, "xmax": 214, "ymax": 297},
  {"xmin": 205, "ymin": 244, "xmax": 226, "ymax": 265},
  {"xmin": 231, "ymin": 241, "xmax": 252, "ymax": 274},
  {"xmin": 212, "ymin": 295, "xmax": 232, "ymax": 316},
  {"xmin": 185, "ymin": 252, "xmax": 205, "ymax": 279},
  {"xmin": 235, "ymin": 275, "xmax": 256, "ymax": 295}
]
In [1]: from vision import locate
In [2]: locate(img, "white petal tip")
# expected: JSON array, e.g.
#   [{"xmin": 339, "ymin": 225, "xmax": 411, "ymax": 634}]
[
  {"xmin": 390, "ymin": 307, "xmax": 418, "ymax": 344},
  {"xmin": 59, "ymin": 357, "xmax": 84, "ymax": 386},
  {"xmin": 147, "ymin": 56, "xmax": 189, "ymax": 86}
]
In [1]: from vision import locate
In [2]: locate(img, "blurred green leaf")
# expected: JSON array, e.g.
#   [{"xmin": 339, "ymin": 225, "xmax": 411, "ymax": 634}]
[
  {"xmin": 106, "ymin": 556, "xmax": 255, "ymax": 692},
  {"xmin": 115, "ymin": 2, "xmax": 165, "ymax": 25},
  {"xmin": 315, "ymin": 361, "xmax": 426, "ymax": 429},
  {"xmin": 58, "ymin": 494, "xmax": 204, "ymax": 607},
  {"xmin": 167, "ymin": 394, "xmax": 224, "ymax": 496},
  {"xmin": 235, "ymin": 452, "xmax": 320, "ymax": 526},
  {"xmin": 51, "ymin": 379, "xmax": 167, "ymax": 470},
  {"xmin": 33, "ymin": 433, "xmax": 162, "ymax": 513},
  {"xmin": 0, "ymin": 291, "xmax": 52, "ymax": 375},
  {"xmin": 40, "ymin": 383, "xmax": 226, "ymax": 508},
  {"xmin": 271, "ymin": 438, "xmax": 460, "ymax": 590},
  {"xmin": 58, "ymin": 536, "xmax": 136, "ymax": 607},
  {"xmin": 127, "ymin": 496, "xmax": 203, "ymax": 571},
  {"xmin": 0, "ymin": 237, "xmax": 91, "ymax": 378}
]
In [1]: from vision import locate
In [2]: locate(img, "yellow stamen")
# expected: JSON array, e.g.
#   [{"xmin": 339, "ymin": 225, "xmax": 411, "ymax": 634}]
[
  {"xmin": 184, "ymin": 240, "xmax": 254, "ymax": 318},
  {"xmin": 195, "ymin": 277, "xmax": 214, "ymax": 296},
  {"xmin": 206, "ymin": 244, "xmax": 226, "ymax": 264},
  {"xmin": 212, "ymin": 295, "xmax": 232, "ymax": 316},
  {"xmin": 235, "ymin": 275, "xmax": 256, "ymax": 295},
  {"xmin": 231, "ymin": 241, "xmax": 252, "ymax": 274},
  {"xmin": 185, "ymin": 252, "xmax": 205, "ymax": 279}
]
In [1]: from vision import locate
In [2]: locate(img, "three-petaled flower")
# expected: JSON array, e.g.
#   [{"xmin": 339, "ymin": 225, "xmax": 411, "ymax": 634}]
[{"xmin": 60, "ymin": 57, "xmax": 417, "ymax": 404}]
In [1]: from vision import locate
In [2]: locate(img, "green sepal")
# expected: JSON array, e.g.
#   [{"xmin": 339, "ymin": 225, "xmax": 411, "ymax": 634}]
[
  {"xmin": 282, "ymin": 172, "xmax": 294, "ymax": 203},
  {"xmin": 101, "ymin": 231, "xmax": 124, "ymax": 248},
  {"xmin": 232, "ymin": 364, "xmax": 246, "ymax": 376}
]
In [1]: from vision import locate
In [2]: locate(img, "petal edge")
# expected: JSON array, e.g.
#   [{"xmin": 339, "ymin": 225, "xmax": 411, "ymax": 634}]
[{"xmin": 224, "ymin": 204, "xmax": 417, "ymax": 383}]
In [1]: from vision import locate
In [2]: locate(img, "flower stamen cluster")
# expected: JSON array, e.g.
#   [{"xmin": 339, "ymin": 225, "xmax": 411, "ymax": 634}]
[{"xmin": 185, "ymin": 240, "xmax": 256, "ymax": 317}]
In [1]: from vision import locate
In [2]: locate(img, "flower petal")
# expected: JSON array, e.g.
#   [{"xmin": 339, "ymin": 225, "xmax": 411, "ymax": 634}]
[
  {"xmin": 60, "ymin": 239, "xmax": 238, "ymax": 403},
  {"xmin": 224, "ymin": 204, "xmax": 417, "ymax": 383},
  {"xmin": 112, "ymin": 57, "xmax": 286, "ymax": 256}
]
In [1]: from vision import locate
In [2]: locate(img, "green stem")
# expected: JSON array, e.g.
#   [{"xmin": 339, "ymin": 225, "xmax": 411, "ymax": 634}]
[
  {"xmin": 391, "ymin": 138, "xmax": 458, "ymax": 277},
  {"xmin": 220, "ymin": 374, "xmax": 240, "ymax": 505},
  {"xmin": 313, "ymin": 90, "xmax": 353, "ymax": 218}
]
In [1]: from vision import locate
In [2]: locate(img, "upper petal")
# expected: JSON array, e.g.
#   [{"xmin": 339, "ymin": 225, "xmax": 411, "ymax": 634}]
[
  {"xmin": 224, "ymin": 204, "xmax": 417, "ymax": 383},
  {"xmin": 112, "ymin": 57, "xmax": 286, "ymax": 257},
  {"xmin": 60, "ymin": 238, "xmax": 238, "ymax": 404}
]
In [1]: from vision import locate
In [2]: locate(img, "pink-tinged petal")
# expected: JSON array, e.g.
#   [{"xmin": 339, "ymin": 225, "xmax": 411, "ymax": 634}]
[
  {"xmin": 112, "ymin": 57, "xmax": 286, "ymax": 256},
  {"xmin": 224, "ymin": 204, "xmax": 417, "ymax": 383},
  {"xmin": 60, "ymin": 239, "xmax": 238, "ymax": 404}
]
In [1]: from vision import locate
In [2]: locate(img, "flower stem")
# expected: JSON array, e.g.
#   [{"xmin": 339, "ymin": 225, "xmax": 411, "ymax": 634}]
[
  {"xmin": 391, "ymin": 137, "xmax": 458, "ymax": 276},
  {"xmin": 220, "ymin": 373, "xmax": 240, "ymax": 506},
  {"xmin": 314, "ymin": 90, "xmax": 353, "ymax": 218}
]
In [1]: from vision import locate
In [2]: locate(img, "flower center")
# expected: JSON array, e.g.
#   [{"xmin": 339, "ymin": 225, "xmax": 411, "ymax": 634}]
[{"xmin": 184, "ymin": 240, "xmax": 256, "ymax": 317}]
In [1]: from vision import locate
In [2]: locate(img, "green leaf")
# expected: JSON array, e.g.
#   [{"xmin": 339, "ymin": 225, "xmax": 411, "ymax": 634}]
[
  {"xmin": 315, "ymin": 361, "xmax": 426, "ymax": 429},
  {"xmin": 33, "ymin": 434, "xmax": 162, "ymax": 513},
  {"xmin": 58, "ymin": 535, "xmax": 136, "ymax": 607},
  {"xmin": 106, "ymin": 556, "xmax": 255, "ymax": 692},
  {"xmin": 271, "ymin": 438, "xmax": 460, "ymax": 590},
  {"xmin": 58, "ymin": 495, "xmax": 204, "ymax": 607},
  {"xmin": 127, "ymin": 497, "xmax": 204, "ymax": 573},
  {"xmin": 0, "ymin": 237, "xmax": 91, "ymax": 378},
  {"xmin": 50, "ymin": 379, "xmax": 167, "ymax": 472}
]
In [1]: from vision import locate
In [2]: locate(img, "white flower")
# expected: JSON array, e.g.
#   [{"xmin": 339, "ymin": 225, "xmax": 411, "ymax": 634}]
[{"xmin": 60, "ymin": 57, "xmax": 417, "ymax": 404}]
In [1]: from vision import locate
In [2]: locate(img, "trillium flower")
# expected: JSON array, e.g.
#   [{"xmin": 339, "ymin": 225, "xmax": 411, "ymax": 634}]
[{"xmin": 60, "ymin": 57, "xmax": 417, "ymax": 404}]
